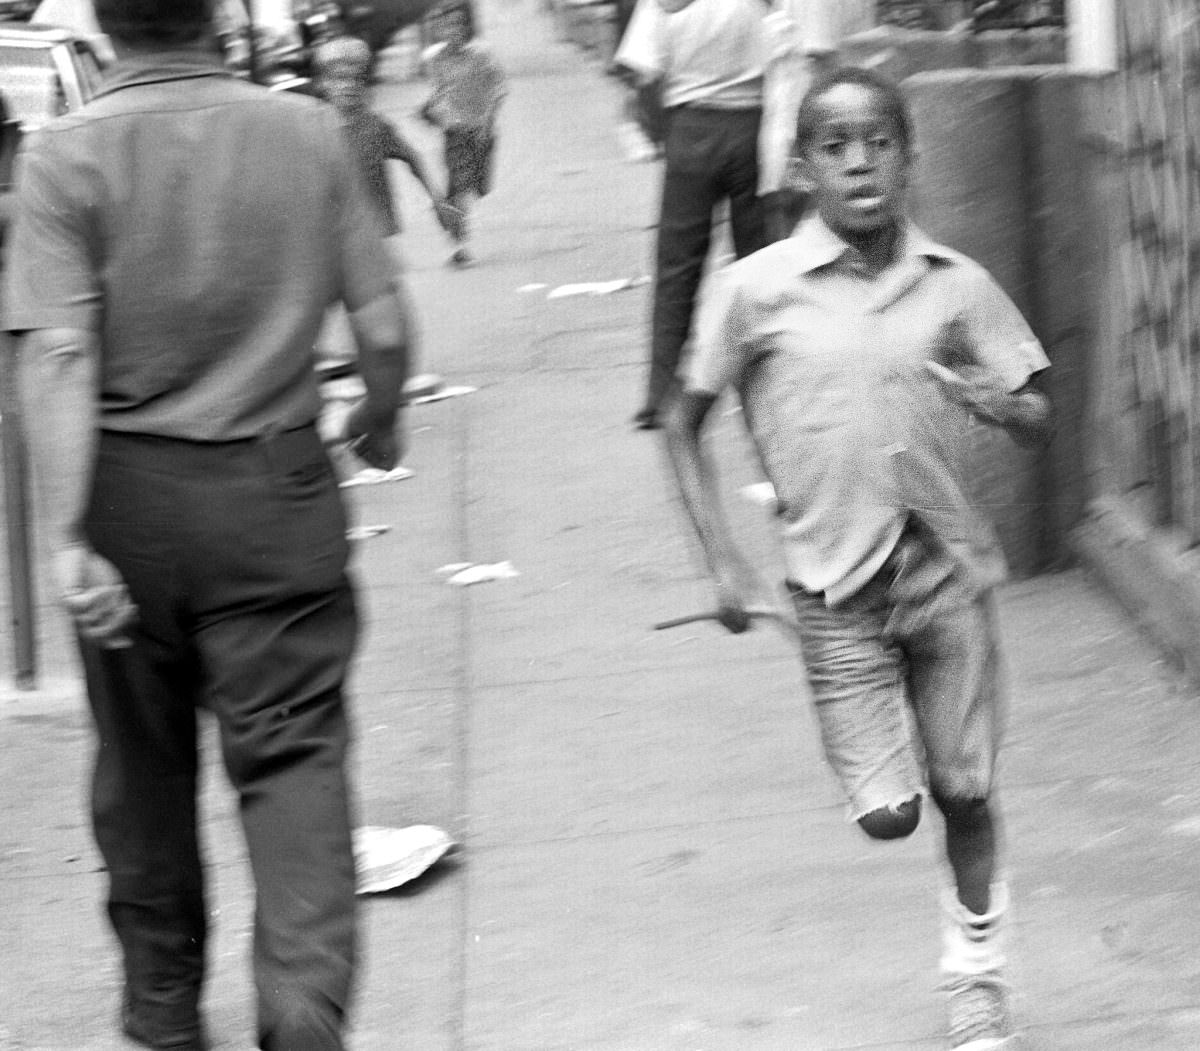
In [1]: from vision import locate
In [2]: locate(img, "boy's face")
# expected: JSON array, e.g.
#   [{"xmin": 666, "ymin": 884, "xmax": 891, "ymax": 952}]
[
  {"xmin": 798, "ymin": 83, "xmax": 911, "ymax": 238},
  {"xmin": 319, "ymin": 63, "xmax": 366, "ymax": 108},
  {"xmin": 439, "ymin": 10, "xmax": 468, "ymax": 48}
]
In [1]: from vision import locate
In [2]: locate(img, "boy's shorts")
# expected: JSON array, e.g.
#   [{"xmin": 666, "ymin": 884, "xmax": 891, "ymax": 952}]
[
  {"xmin": 444, "ymin": 127, "xmax": 495, "ymax": 199},
  {"xmin": 788, "ymin": 518, "xmax": 1005, "ymax": 821}
]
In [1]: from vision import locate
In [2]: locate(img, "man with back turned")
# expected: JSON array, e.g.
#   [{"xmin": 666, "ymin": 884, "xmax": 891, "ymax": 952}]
[{"xmin": 3, "ymin": 0, "xmax": 410, "ymax": 1047}]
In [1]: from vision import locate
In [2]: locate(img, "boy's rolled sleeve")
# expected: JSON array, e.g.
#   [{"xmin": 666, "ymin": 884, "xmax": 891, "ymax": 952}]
[
  {"xmin": 684, "ymin": 266, "xmax": 754, "ymax": 396},
  {"xmin": 959, "ymin": 262, "xmax": 1050, "ymax": 392},
  {"xmin": 3, "ymin": 136, "xmax": 102, "ymax": 335}
]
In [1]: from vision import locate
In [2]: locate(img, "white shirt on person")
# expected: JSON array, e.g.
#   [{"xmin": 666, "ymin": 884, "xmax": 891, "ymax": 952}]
[
  {"xmin": 759, "ymin": 0, "xmax": 877, "ymax": 194},
  {"xmin": 615, "ymin": 0, "xmax": 768, "ymax": 110}
]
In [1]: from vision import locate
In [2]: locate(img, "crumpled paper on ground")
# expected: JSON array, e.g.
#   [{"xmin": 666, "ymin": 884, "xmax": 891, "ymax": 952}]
[
  {"xmin": 353, "ymin": 825, "xmax": 456, "ymax": 895},
  {"xmin": 546, "ymin": 276, "xmax": 650, "ymax": 299},
  {"xmin": 436, "ymin": 560, "xmax": 520, "ymax": 586},
  {"xmin": 339, "ymin": 465, "xmax": 415, "ymax": 488},
  {"xmin": 347, "ymin": 524, "xmax": 392, "ymax": 541},
  {"xmin": 408, "ymin": 385, "xmax": 477, "ymax": 405}
]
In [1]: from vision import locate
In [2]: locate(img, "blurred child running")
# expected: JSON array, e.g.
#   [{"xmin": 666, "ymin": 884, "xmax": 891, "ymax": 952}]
[
  {"xmin": 421, "ymin": 2, "xmax": 506, "ymax": 267},
  {"xmin": 312, "ymin": 35, "xmax": 457, "ymax": 398}
]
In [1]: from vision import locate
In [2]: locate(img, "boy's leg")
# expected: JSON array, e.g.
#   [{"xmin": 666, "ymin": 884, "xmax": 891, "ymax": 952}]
[
  {"xmin": 444, "ymin": 130, "xmax": 473, "ymax": 264},
  {"xmin": 887, "ymin": 527, "xmax": 1012, "ymax": 1047},
  {"xmin": 788, "ymin": 578, "xmax": 926, "ymax": 832}
]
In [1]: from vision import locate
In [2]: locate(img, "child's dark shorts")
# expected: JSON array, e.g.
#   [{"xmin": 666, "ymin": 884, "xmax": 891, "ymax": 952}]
[
  {"xmin": 787, "ymin": 519, "xmax": 1006, "ymax": 821},
  {"xmin": 444, "ymin": 126, "xmax": 495, "ymax": 199}
]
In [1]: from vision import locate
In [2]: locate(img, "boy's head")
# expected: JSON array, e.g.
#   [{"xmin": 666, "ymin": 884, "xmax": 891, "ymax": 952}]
[
  {"xmin": 314, "ymin": 35, "xmax": 371, "ymax": 108},
  {"xmin": 435, "ymin": 2, "xmax": 472, "ymax": 49},
  {"xmin": 792, "ymin": 66, "xmax": 914, "ymax": 238}
]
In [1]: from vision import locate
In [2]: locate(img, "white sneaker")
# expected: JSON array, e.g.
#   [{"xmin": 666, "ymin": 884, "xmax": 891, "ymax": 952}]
[{"xmin": 944, "ymin": 971, "xmax": 1013, "ymax": 1050}]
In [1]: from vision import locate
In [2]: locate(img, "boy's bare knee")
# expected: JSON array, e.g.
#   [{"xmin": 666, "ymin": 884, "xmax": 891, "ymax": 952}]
[
  {"xmin": 857, "ymin": 794, "xmax": 921, "ymax": 840},
  {"xmin": 931, "ymin": 790, "xmax": 991, "ymax": 831}
]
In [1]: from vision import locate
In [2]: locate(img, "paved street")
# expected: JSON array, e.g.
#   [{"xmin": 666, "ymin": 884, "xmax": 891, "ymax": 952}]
[{"xmin": 3, "ymin": 2, "xmax": 1200, "ymax": 1048}]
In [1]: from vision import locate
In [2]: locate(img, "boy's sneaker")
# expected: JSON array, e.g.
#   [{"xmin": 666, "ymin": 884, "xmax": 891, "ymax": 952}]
[{"xmin": 944, "ymin": 971, "xmax": 1012, "ymax": 1050}]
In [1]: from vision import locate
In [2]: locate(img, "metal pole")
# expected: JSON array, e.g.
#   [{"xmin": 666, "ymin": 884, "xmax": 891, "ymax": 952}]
[
  {"xmin": 1, "ymin": 332, "xmax": 37, "ymax": 690},
  {"xmin": 246, "ymin": 0, "xmax": 261, "ymax": 84}
]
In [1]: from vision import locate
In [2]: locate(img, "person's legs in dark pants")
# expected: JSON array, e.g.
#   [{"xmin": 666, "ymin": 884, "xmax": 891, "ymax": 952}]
[
  {"xmin": 83, "ymin": 442, "xmax": 207, "ymax": 1049},
  {"xmin": 188, "ymin": 427, "xmax": 359, "ymax": 1051},
  {"xmin": 638, "ymin": 109, "xmax": 723, "ymax": 428},
  {"xmin": 720, "ymin": 108, "xmax": 766, "ymax": 260},
  {"xmin": 80, "ymin": 641, "xmax": 208, "ymax": 1048}
]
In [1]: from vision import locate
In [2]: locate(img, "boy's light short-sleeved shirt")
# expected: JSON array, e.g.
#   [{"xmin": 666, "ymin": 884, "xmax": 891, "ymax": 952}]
[{"xmin": 686, "ymin": 215, "xmax": 1049, "ymax": 605}]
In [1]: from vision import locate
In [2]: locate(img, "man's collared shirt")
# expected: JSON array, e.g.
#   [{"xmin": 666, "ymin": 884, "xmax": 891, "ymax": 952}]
[
  {"xmin": 3, "ymin": 49, "xmax": 395, "ymax": 441},
  {"xmin": 686, "ymin": 214, "xmax": 1050, "ymax": 605},
  {"xmin": 616, "ymin": 0, "xmax": 768, "ymax": 110}
]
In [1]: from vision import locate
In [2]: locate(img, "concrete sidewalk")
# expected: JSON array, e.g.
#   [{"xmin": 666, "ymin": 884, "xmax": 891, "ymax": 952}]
[{"xmin": 4, "ymin": 2, "xmax": 1200, "ymax": 1048}]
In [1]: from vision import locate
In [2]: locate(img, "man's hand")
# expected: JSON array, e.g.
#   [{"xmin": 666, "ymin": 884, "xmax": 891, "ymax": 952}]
[
  {"xmin": 344, "ymin": 399, "xmax": 402, "ymax": 471},
  {"xmin": 53, "ymin": 542, "xmax": 136, "ymax": 649}
]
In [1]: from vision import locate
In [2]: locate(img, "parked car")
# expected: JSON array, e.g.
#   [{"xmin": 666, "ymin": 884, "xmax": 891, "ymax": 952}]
[
  {"xmin": 0, "ymin": 0, "xmax": 38, "ymax": 22},
  {"xmin": 0, "ymin": 23, "xmax": 105, "ymax": 130}
]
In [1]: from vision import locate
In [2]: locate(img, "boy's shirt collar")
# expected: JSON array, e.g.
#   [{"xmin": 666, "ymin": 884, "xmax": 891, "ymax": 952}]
[{"xmin": 789, "ymin": 213, "xmax": 956, "ymax": 275}]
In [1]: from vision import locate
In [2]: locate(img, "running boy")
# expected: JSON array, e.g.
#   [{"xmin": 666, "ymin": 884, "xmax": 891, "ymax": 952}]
[
  {"xmin": 666, "ymin": 66, "xmax": 1051, "ymax": 1050},
  {"xmin": 315, "ymin": 35, "xmax": 458, "ymax": 242},
  {"xmin": 421, "ymin": 1, "xmax": 505, "ymax": 266}
]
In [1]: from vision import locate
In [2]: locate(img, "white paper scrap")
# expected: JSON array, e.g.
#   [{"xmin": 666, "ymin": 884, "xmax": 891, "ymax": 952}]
[
  {"xmin": 347, "ymin": 524, "xmax": 392, "ymax": 541},
  {"xmin": 445, "ymin": 560, "xmax": 520, "ymax": 586},
  {"xmin": 546, "ymin": 276, "xmax": 651, "ymax": 300},
  {"xmin": 408, "ymin": 385, "xmax": 478, "ymax": 405},
  {"xmin": 740, "ymin": 482, "xmax": 778, "ymax": 509},
  {"xmin": 339, "ymin": 466, "xmax": 415, "ymax": 488},
  {"xmin": 353, "ymin": 825, "xmax": 456, "ymax": 894},
  {"xmin": 517, "ymin": 283, "xmax": 549, "ymax": 293}
]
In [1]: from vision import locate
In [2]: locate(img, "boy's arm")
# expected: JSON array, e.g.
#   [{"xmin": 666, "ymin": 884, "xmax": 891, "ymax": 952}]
[
  {"xmin": 934, "ymin": 263, "xmax": 1055, "ymax": 448},
  {"xmin": 925, "ymin": 361, "xmax": 1053, "ymax": 448},
  {"xmin": 383, "ymin": 119, "xmax": 444, "ymax": 203},
  {"xmin": 665, "ymin": 390, "xmax": 758, "ymax": 633}
]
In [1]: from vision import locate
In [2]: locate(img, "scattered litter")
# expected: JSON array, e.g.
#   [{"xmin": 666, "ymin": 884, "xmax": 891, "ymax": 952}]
[
  {"xmin": 407, "ymin": 384, "xmax": 478, "ymax": 405},
  {"xmin": 353, "ymin": 825, "xmax": 456, "ymax": 894},
  {"xmin": 339, "ymin": 465, "xmax": 415, "ymax": 488},
  {"xmin": 347, "ymin": 524, "xmax": 392, "ymax": 541},
  {"xmin": 518, "ymin": 282, "xmax": 549, "ymax": 293},
  {"xmin": 440, "ymin": 560, "xmax": 520, "ymax": 586},
  {"xmin": 547, "ymin": 276, "xmax": 651, "ymax": 299},
  {"xmin": 402, "ymin": 373, "xmax": 443, "ymax": 402},
  {"xmin": 740, "ymin": 482, "xmax": 778, "ymax": 509},
  {"xmin": 1169, "ymin": 816, "xmax": 1200, "ymax": 837}
]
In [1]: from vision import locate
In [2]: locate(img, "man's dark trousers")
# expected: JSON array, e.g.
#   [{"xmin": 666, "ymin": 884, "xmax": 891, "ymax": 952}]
[
  {"xmin": 80, "ymin": 425, "xmax": 359, "ymax": 1051},
  {"xmin": 644, "ymin": 104, "xmax": 766, "ymax": 418}
]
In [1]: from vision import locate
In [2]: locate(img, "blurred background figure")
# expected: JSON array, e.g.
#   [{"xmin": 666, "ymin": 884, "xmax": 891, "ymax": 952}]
[
  {"xmin": 312, "ymin": 33, "xmax": 457, "ymax": 399},
  {"xmin": 615, "ymin": 0, "xmax": 768, "ymax": 431},
  {"xmin": 758, "ymin": 0, "xmax": 875, "ymax": 243},
  {"xmin": 420, "ymin": 0, "xmax": 505, "ymax": 267}
]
